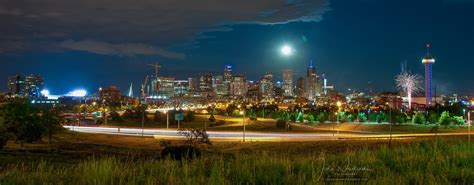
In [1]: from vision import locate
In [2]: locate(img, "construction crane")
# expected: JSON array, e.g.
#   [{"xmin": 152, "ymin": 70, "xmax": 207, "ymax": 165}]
[
  {"xmin": 147, "ymin": 63, "xmax": 161, "ymax": 93},
  {"xmin": 146, "ymin": 63, "xmax": 161, "ymax": 81},
  {"xmin": 140, "ymin": 75, "xmax": 149, "ymax": 98}
]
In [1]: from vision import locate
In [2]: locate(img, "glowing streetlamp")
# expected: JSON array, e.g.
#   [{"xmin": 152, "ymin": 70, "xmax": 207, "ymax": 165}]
[{"xmin": 240, "ymin": 110, "xmax": 246, "ymax": 142}]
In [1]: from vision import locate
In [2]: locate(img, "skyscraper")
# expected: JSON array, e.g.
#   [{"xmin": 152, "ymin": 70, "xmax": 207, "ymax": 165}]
[
  {"xmin": 224, "ymin": 65, "xmax": 232, "ymax": 96},
  {"xmin": 296, "ymin": 77, "xmax": 305, "ymax": 98},
  {"xmin": 8, "ymin": 74, "xmax": 44, "ymax": 98},
  {"xmin": 306, "ymin": 61, "xmax": 317, "ymax": 101},
  {"xmin": 24, "ymin": 74, "xmax": 44, "ymax": 99},
  {"xmin": 199, "ymin": 73, "xmax": 213, "ymax": 93},
  {"xmin": 188, "ymin": 78, "xmax": 198, "ymax": 93},
  {"xmin": 8, "ymin": 75, "xmax": 25, "ymax": 96},
  {"xmin": 230, "ymin": 75, "xmax": 246, "ymax": 96},
  {"xmin": 282, "ymin": 70, "xmax": 293, "ymax": 97},
  {"xmin": 260, "ymin": 72, "xmax": 274, "ymax": 101},
  {"xmin": 422, "ymin": 44, "xmax": 435, "ymax": 107}
]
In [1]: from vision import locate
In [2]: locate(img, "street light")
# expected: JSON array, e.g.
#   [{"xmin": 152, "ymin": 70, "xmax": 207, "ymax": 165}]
[
  {"xmin": 164, "ymin": 110, "xmax": 169, "ymax": 129},
  {"xmin": 468, "ymin": 110, "xmax": 472, "ymax": 145},
  {"xmin": 240, "ymin": 110, "xmax": 246, "ymax": 142},
  {"xmin": 386, "ymin": 102, "xmax": 393, "ymax": 146},
  {"xmin": 336, "ymin": 101, "xmax": 342, "ymax": 135}
]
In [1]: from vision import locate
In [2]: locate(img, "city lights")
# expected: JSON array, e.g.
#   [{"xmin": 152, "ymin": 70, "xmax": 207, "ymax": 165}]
[{"xmin": 68, "ymin": 89, "xmax": 87, "ymax": 97}]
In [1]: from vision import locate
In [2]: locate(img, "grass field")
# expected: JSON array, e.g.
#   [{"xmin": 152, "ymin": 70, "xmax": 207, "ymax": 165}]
[{"xmin": 1, "ymin": 131, "xmax": 474, "ymax": 184}]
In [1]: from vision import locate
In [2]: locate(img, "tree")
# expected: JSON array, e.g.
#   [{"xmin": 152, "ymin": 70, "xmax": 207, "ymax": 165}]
[
  {"xmin": 111, "ymin": 111, "xmax": 124, "ymax": 123},
  {"xmin": 41, "ymin": 107, "xmax": 65, "ymax": 144},
  {"xmin": 452, "ymin": 116, "xmax": 465, "ymax": 125},
  {"xmin": 0, "ymin": 98, "xmax": 44, "ymax": 146},
  {"xmin": 427, "ymin": 111, "xmax": 439, "ymax": 125},
  {"xmin": 357, "ymin": 112, "xmax": 367, "ymax": 122},
  {"xmin": 412, "ymin": 112, "xmax": 426, "ymax": 125},
  {"xmin": 317, "ymin": 112, "xmax": 327, "ymax": 123},
  {"xmin": 439, "ymin": 111, "xmax": 452, "ymax": 126},
  {"xmin": 208, "ymin": 114, "xmax": 216, "ymax": 123},
  {"xmin": 307, "ymin": 114, "xmax": 315, "ymax": 124}
]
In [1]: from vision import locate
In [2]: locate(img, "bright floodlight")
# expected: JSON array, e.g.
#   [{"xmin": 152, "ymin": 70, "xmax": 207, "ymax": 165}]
[
  {"xmin": 40, "ymin": 89, "xmax": 50, "ymax": 97},
  {"xmin": 70, "ymin": 89, "xmax": 87, "ymax": 97},
  {"xmin": 281, "ymin": 45, "xmax": 293, "ymax": 56}
]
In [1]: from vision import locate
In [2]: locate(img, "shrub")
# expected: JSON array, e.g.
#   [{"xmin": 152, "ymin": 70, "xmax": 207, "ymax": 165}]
[
  {"xmin": 439, "ymin": 111, "xmax": 451, "ymax": 125},
  {"xmin": 208, "ymin": 115, "xmax": 216, "ymax": 123},
  {"xmin": 357, "ymin": 112, "xmax": 367, "ymax": 122},
  {"xmin": 337, "ymin": 112, "xmax": 347, "ymax": 123},
  {"xmin": 413, "ymin": 113, "xmax": 426, "ymax": 125},
  {"xmin": 178, "ymin": 128, "xmax": 211, "ymax": 147},
  {"xmin": 0, "ymin": 128, "xmax": 10, "ymax": 150},
  {"xmin": 160, "ymin": 145, "xmax": 201, "ymax": 160},
  {"xmin": 111, "ymin": 111, "xmax": 124, "ymax": 123},
  {"xmin": 275, "ymin": 119, "xmax": 287, "ymax": 129},
  {"xmin": 427, "ymin": 112, "xmax": 439, "ymax": 124},
  {"xmin": 307, "ymin": 114, "xmax": 315, "ymax": 124},
  {"xmin": 452, "ymin": 116, "xmax": 465, "ymax": 125},
  {"xmin": 317, "ymin": 112, "xmax": 327, "ymax": 123}
]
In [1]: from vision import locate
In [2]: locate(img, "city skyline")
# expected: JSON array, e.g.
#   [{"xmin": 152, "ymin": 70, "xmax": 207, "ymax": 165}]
[{"xmin": 1, "ymin": 0, "xmax": 473, "ymax": 95}]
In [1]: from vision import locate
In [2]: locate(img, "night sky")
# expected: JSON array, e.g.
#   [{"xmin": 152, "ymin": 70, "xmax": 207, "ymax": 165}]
[{"xmin": 1, "ymin": 0, "xmax": 473, "ymax": 95}]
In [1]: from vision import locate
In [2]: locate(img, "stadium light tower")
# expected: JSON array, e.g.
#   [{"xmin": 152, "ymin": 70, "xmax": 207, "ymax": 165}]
[{"xmin": 422, "ymin": 44, "xmax": 435, "ymax": 107}]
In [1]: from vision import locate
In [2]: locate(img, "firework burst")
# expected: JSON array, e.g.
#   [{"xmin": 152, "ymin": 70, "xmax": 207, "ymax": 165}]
[{"xmin": 395, "ymin": 72, "xmax": 423, "ymax": 110}]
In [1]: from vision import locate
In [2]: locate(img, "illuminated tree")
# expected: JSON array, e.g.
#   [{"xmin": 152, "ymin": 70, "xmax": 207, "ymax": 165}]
[{"xmin": 395, "ymin": 72, "xmax": 423, "ymax": 110}]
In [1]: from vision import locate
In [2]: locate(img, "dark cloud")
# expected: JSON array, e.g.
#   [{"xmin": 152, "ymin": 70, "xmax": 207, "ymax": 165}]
[
  {"xmin": 0, "ymin": 0, "xmax": 329, "ymax": 58},
  {"xmin": 59, "ymin": 39, "xmax": 186, "ymax": 59}
]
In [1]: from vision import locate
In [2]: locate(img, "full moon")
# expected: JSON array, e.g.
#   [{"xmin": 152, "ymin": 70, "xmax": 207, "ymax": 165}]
[{"xmin": 281, "ymin": 45, "xmax": 293, "ymax": 56}]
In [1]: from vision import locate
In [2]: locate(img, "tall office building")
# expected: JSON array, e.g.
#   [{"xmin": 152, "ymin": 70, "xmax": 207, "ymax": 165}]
[
  {"xmin": 296, "ymin": 77, "xmax": 305, "ymax": 98},
  {"xmin": 24, "ymin": 74, "xmax": 44, "ymax": 99},
  {"xmin": 224, "ymin": 65, "xmax": 232, "ymax": 95},
  {"xmin": 260, "ymin": 72, "xmax": 274, "ymax": 101},
  {"xmin": 213, "ymin": 75, "xmax": 227, "ymax": 96},
  {"xmin": 199, "ymin": 73, "xmax": 213, "ymax": 93},
  {"xmin": 230, "ymin": 75, "xmax": 246, "ymax": 96},
  {"xmin": 306, "ymin": 61, "xmax": 317, "ymax": 101},
  {"xmin": 8, "ymin": 75, "xmax": 25, "ymax": 96},
  {"xmin": 157, "ymin": 77, "xmax": 175, "ymax": 98},
  {"xmin": 282, "ymin": 70, "xmax": 293, "ymax": 97},
  {"xmin": 173, "ymin": 80, "xmax": 189, "ymax": 97},
  {"xmin": 422, "ymin": 44, "xmax": 435, "ymax": 107},
  {"xmin": 8, "ymin": 74, "xmax": 44, "ymax": 98},
  {"xmin": 188, "ymin": 78, "xmax": 198, "ymax": 93}
]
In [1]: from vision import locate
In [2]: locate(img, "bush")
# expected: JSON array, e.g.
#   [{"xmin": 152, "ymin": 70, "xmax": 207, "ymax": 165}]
[
  {"xmin": 0, "ymin": 128, "xmax": 10, "ymax": 150},
  {"xmin": 427, "ymin": 112, "xmax": 439, "ymax": 124},
  {"xmin": 452, "ymin": 116, "xmax": 465, "ymax": 125},
  {"xmin": 439, "ymin": 111, "xmax": 451, "ymax": 125},
  {"xmin": 357, "ymin": 112, "xmax": 367, "ymax": 122},
  {"xmin": 111, "ymin": 111, "xmax": 124, "ymax": 123},
  {"xmin": 275, "ymin": 119, "xmax": 287, "ymax": 129},
  {"xmin": 161, "ymin": 145, "xmax": 201, "ymax": 160},
  {"xmin": 413, "ymin": 113, "xmax": 426, "ymax": 125},
  {"xmin": 307, "ymin": 114, "xmax": 315, "ymax": 124},
  {"xmin": 338, "ymin": 112, "xmax": 347, "ymax": 123},
  {"xmin": 317, "ymin": 112, "xmax": 327, "ymax": 123},
  {"xmin": 208, "ymin": 115, "xmax": 216, "ymax": 123}
]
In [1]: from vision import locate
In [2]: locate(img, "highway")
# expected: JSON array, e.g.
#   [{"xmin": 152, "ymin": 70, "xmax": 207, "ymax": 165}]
[{"xmin": 64, "ymin": 126, "xmax": 473, "ymax": 142}]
